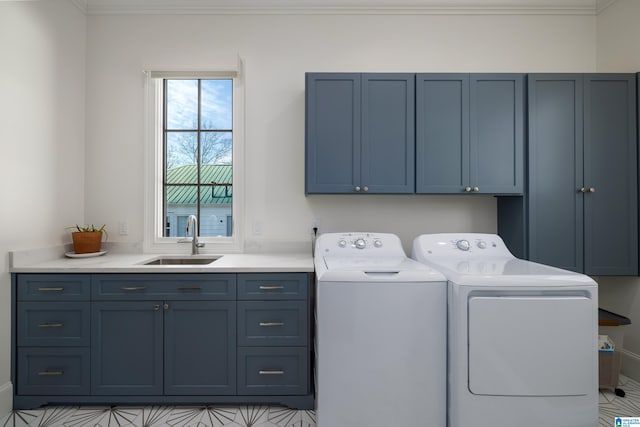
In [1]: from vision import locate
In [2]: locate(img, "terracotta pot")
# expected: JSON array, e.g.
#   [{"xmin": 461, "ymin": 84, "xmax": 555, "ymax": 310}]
[{"xmin": 71, "ymin": 231, "xmax": 103, "ymax": 254}]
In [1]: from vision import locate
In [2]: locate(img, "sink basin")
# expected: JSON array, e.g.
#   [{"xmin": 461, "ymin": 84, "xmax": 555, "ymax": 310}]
[{"xmin": 142, "ymin": 256, "xmax": 222, "ymax": 265}]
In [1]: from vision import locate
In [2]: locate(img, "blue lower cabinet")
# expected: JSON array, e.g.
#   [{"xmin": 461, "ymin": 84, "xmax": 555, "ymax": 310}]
[
  {"xmin": 91, "ymin": 301, "xmax": 163, "ymax": 395},
  {"xmin": 13, "ymin": 273, "xmax": 313, "ymax": 409},
  {"xmin": 237, "ymin": 347, "xmax": 308, "ymax": 396},
  {"xmin": 164, "ymin": 301, "xmax": 236, "ymax": 395},
  {"xmin": 18, "ymin": 348, "xmax": 90, "ymax": 395}
]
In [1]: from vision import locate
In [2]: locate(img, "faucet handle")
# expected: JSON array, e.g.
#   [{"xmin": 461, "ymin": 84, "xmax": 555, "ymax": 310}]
[{"xmin": 195, "ymin": 242, "xmax": 206, "ymax": 248}]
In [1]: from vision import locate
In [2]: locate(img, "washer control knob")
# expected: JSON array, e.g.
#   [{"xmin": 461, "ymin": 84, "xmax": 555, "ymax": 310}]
[
  {"xmin": 477, "ymin": 241, "xmax": 487, "ymax": 249},
  {"xmin": 456, "ymin": 240, "xmax": 471, "ymax": 251},
  {"xmin": 373, "ymin": 239, "xmax": 383, "ymax": 248},
  {"xmin": 338, "ymin": 240, "xmax": 347, "ymax": 248},
  {"xmin": 354, "ymin": 238, "xmax": 367, "ymax": 249}
]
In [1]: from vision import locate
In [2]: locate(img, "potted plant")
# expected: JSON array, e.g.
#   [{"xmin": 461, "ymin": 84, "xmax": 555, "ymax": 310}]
[{"xmin": 69, "ymin": 224, "xmax": 108, "ymax": 254}]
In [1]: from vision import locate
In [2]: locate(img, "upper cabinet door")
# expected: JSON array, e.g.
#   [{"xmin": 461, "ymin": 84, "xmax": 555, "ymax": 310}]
[
  {"xmin": 416, "ymin": 73, "xmax": 470, "ymax": 193},
  {"xmin": 583, "ymin": 74, "xmax": 637, "ymax": 276},
  {"xmin": 416, "ymin": 73, "xmax": 524, "ymax": 195},
  {"xmin": 470, "ymin": 74, "xmax": 524, "ymax": 194},
  {"xmin": 306, "ymin": 73, "xmax": 415, "ymax": 194},
  {"xmin": 361, "ymin": 73, "xmax": 415, "ymax": 194},
  {"xmin": 527, "ymin": 74, "xmax": 584, "ymax": 273},
  {"xmin": 305, "ymin": 73, "xmax": 361, "ymax": 193}
]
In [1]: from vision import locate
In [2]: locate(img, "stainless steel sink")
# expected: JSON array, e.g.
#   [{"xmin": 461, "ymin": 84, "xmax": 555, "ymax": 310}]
[{"xmin": 142, "ymin": 256, "xmax": 221, "ymax": 265}]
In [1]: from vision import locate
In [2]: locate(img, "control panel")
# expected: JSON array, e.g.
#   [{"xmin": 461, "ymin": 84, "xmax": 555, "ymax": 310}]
[
  {"xmin": 316, "ymin": 232, "xmax": 405, "ymax": 257},
  {"xmin": 413, "ymin": 233, "xmax": 513, "ymax": 258}
]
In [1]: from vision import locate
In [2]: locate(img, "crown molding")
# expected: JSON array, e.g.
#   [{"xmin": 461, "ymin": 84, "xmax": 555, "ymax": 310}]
[
  {"xmin": 2, "ymin": 0, "xmax": 619, "ymax": 16},
  {"xmin": 80, "ymin": 0, "xmax": 617, "ymax": 16}
]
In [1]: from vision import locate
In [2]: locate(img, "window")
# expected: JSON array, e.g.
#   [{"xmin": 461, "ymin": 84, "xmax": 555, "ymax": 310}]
[
  {"xmin": 144, "ymin": 66, "xmax": 244, "ymax": 253},
  {"xmin": 163, "ymin": 79, "xmax": 233, "ymax": 238}
]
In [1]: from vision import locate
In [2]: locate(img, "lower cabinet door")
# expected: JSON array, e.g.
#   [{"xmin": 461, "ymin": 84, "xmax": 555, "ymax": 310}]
[
  {"xmin": 164, "ymin": 301, "xmax": 236, "ymax": 395},
  {"xmin": 91, "ymin": 301, "xmax": 163, "ymax": 395},
  {"xmin": 18, "ymin": 348, "xmax": 90, "ymax": 395},
  {"xmin": 237, "ymin": 347, "xmax": 308, "ymax": 396}
]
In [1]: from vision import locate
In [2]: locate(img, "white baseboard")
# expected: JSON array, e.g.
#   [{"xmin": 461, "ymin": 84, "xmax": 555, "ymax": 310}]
[
  {"xmin": 621, "ymin": 349, "xmax": 640, "ymax": 382},
  {"xmin": 0, "ymin": 381, "xmax": 12, "ymax": 419}
]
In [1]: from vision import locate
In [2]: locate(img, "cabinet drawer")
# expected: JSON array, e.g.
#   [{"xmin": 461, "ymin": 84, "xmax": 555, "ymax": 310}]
[
  {"xmin": 237, "ymin": 347, "xmax": 308, "ymax": 395},
  {"xmin": 92, "ymin": 274, "xmax": 236, "ymax": 300},
  {"xmin": 17, "ymin": 274, "xmax": 90, "ymax": 301},
  {"xmin": 18, "ymin": 302, "xmax": 90, "ymax": 347},
  {"xmin": 17, "ymin": 348, "xmax": 90, "ymax": 395},
  {"xmin": 238, "ymin": 301, "xmax": 308, "ymax": 346},
  {"xmin": 237, "ymin": 273, "xmax": 309, "ymax": 300}
]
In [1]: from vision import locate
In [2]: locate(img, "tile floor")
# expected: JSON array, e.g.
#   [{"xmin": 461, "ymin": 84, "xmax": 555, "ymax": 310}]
[{"xmin": 2, "ymin": 377, "xmax": 639, "ymax": 427}]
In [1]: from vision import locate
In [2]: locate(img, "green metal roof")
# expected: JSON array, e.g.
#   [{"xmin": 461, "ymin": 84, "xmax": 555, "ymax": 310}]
[{"xmin": 166, "ymin": 164, "xmax": 232, "ymax": 205}]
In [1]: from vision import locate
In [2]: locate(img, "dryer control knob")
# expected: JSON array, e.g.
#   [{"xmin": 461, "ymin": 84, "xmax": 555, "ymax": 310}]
[
  {"xmin": 338, "ymin": 240, "xmax": 347, "ymax": 248},
  {"xmin": 373, "ymin": 239, "xmax": 383, "ymax": 248},
  {"xmin": 354, "ymin": 238, "xmax": 367, "ymax": 249},
  {"xmin": 456, "ymin": 240, "xmax": 471, "ymax": 251},
  {"xmin": 477, "ymin": 241, "xmax": 487, "ymax": 249}
]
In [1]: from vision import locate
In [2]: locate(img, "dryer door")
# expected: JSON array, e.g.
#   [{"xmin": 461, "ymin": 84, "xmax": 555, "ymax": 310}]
[{"xmin": 468, "ymin": 295, "xmax": 595, "ymax": 396}]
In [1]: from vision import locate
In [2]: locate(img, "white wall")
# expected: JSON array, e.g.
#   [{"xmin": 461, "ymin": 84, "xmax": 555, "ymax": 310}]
[
  {"xmin": 0, "ymin": 0, "xmax": 86, "ymax": 414},
  {"xmin": 595, "ymin": 0, "xmax": 640, "ymax": 378},
  {"xmin": 85, "ymin": 12, "xmax": 596, "ymax": 255},
  {"xmin": 0, "ymin": 0, "xmax": 87, "ymax": 249}
]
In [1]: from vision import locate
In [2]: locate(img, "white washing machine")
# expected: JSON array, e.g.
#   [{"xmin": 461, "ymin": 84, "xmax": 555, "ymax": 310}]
[
  {"xmin": 315, "ymin": 232, "xmax": 447, "ymax": 427},
  {"xmin": 412, "ymin": 233, "xmax": 598, "ymax": 427}
]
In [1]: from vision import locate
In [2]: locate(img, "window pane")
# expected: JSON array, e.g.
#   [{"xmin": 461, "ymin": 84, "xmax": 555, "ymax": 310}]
[
  {"xmin": 166, "ymin": 80, "xmax": 198, "ymax": 130},
  {"xmin": 201, "ymin": 80, "xmax": 232, "ymax": 130},
  {"xmin": 166, "ymin": 132, "xmax": 198, "ymax": 183},
  {"xmin": 201, "ymin": 183, "xmax": 232, "ymax": 237},
  {"xmin": 165, "ymin": 186, "xmax": 197, "ymax": 237},
  {"xmin": 201, "ymin": 132, "xmax": 232, "ymax": 165}
]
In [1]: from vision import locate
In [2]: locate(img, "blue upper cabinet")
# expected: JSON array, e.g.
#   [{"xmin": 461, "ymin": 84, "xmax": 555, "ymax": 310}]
[
  {"xmin": 501, "ymin": 73, "xmax": 637, "ymax": 276},
  {"xmin": 306, "ymin": 73, "xmax": 415, "ymax": 194},
  {"xmin": 582, "ymin": 74, "xmax": 638, "ymax": 275},
  {"xmin": 416, "ymin": 73, "xmax": 524, "ymax": 194}
]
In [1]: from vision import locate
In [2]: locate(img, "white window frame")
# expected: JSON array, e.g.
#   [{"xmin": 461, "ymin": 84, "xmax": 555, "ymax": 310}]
[{"xmin": 143, "ymin": 61, "xmax": 245, "ymax": 254}]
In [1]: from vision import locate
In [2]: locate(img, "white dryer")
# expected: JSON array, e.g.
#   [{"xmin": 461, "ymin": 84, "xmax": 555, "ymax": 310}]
[
  {"xmin": 412, "ymin": 233, "xmax": 598, "ymax": 427},
  {"xmin": 315, "ymin": 232, "xmax": 447, "ymax": 427}
]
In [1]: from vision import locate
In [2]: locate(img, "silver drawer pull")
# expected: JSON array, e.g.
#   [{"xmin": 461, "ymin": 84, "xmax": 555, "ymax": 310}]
[
  {"xmin": 177, "ymin": 286, "xmax": 202, "ymax": 291},
  {"xmin": 38, "ymin": 323, "xmax": 64, "ymax": 328},
  {"xmin": 259, "ymin": 370, "xmax": 284, "ymax": 375},
  {"xmin": 38, "ymin": 287, "xmax": 64, "ymax": 292},
  {"xmin": 259, "ymin": 322, "xmax": 284, "ymax": 327},
  {"xmin": 38, "ymin": 370, "xmax": 64, "ymax": 376},
  {"xmin": 259, "ymin": 285, "xmax": 284, "ymax": 290},
  {"xmin": 121, "ymin": 286, "xmax": 147, "ymax": 291}
]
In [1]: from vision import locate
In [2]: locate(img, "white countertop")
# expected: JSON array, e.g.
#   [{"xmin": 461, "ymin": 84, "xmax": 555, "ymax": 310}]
[{"xmin": 9, "ymin": 244, "xmax": 314, "ymax": 273}]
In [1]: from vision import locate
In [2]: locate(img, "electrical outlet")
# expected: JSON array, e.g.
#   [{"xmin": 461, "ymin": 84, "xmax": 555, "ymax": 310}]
[
  {"xmin": 119, "ymin": 221, "xmax": 129, "ymax": 236},
  {"xmin": 253, "ymin": 221, "xmax": 262, "ymax": 236}
]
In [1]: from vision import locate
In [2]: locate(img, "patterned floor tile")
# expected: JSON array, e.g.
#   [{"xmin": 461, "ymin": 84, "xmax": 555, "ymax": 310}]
[{"xmin": 4, "ymin": 383, "xmax": 639, "ymax": 427}]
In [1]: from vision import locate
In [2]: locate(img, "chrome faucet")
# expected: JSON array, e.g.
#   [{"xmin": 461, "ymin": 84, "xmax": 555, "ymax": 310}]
[{"xmin": 179, "ymin": 214, "xmax": 205, "ymax": 255}]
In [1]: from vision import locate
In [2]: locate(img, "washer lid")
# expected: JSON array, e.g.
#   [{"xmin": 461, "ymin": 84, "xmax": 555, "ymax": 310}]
[{"xmin": 318, "ymin": 256, "xmax": 446, "ymax": 282}]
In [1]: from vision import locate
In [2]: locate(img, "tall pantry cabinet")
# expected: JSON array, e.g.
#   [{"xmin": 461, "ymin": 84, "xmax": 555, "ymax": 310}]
[{"xmin": 499, "ymin": 73, "xmax": 638, "ymax": 276}]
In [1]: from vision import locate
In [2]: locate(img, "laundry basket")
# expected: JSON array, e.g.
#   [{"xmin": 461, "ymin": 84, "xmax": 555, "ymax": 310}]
[{"xmin": 598, "ymin": 308, "xmax": 631, "ymax": 397}]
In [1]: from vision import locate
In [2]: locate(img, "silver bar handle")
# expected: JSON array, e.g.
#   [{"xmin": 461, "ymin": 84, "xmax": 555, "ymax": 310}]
[
  {"xmin": 38, "ymin": 287, "xmax": 64, "ymax": 292},
  {"xmin": 121, "ymin": 286, "xmax": 147, "ymax": 291},
  {"xmin": 38, "ymin": 370, "xmax": 64, "ymax": 376},
  {"xmin": 259, "ymin": 370, "xmax": 284, "ymax": 375},
  {"xmin": 38, "ymin": 323, "xmax": 64, "ymax": 328},
  {"xmin": 259, "ymin": 285, "xmax": 284, "ymax": 290},
  {"xmin": 259, "ymin": 322, "xmax": 284, "ymax": 327}
]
